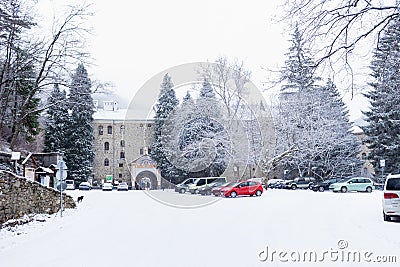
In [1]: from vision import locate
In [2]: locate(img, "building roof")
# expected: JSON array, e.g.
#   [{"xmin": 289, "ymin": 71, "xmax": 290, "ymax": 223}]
[
  {"xmin": 351, "ymin": 125, "xmax": 363, "ymax": 134},
  {"xmin": 93, "ymin": 109, "xmax": 155, "ymax": 121}
]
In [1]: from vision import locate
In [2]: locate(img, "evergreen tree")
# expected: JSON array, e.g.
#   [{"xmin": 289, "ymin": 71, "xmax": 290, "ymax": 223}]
[
  {"xmin": 175, "ymin": 80, "xmax": 229, "ymax": 177},
  {"xmin": 150, "ymin": 74, "xmax": 184, "ymax": 183},
  {"xmin": 281, "ymin": 25, "xmax": 318, "ymax": 94},
  {"xmin": 310, "ymin": 79, "xmax": 362, "ymax": 179},
  {"xmin": 43, "ymin": 84, "xmax": 69, "ymax": 153},
  {"xmin": 363, "ymin": 17, "xmax": 400, "ymax": 177},
  {"xmin": 199, "ymin": 79, "xmax": 215, "ymax": 98},
  {"xmin": 278, "ymin": 25, "xmax": 361, "ymax": 179},
  {"xmin": 65, "ymin": 64, "xmax": 94, "ymax": 185}
]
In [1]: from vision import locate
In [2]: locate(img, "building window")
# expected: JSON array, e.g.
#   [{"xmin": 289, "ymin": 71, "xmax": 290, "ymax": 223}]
[
  {"xmin": 140, "ymin": 123, "xmax": 143, "ymax": 127},
  {"xmin": 120, "ymin": 125, "xmax": 125, "ymax": 134},
  {"xmin": 147, "ymin": 124, "xmax": 152, "ymax": 127},
  {"xmin": 120, "ymin": 140, "xmax": 125, "ymax": 147},
  {"xmin": 104, "ymin": 158, "xmax": 109, "ymax": 166},
  {"xmin": 107, "ymin": 125, "xmax": 112, "ymax": 134},
  {"xmin": 120, "ymin": 151, "xmax": 125, "ymax": 159},
  {"xmin": 98, "ymin": 126, "xmax": 103, "ymax": 135},
  {"xmin": 361, "ymin": 153, "xmax": 367, "ymax": 160},
  {"xmin": 119, "ymin": 163, "xmax": 123, "ymax": 167},
  {"xmin": 104, "ymin": 142, "xmax": 109, "ymax": 151},
  {"xmin": 140, "ymin": 148, "xmax": 143, "ymax": 155},
  {"xmin": 148, "ymin": 148, "xmax": 151, "ymax": 154},
  {"xmin": 119, "ymin": 173, "xmax": 123, "ymax": 178}
]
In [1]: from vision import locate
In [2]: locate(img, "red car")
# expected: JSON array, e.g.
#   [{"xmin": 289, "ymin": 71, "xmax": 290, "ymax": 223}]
[
  {"xmin": 221, "ymin": 181, "xmax": 263, "ymax": 197},
  {"xmin": 211, "ymin": 182, "xmax": 237, "ymax": 196}
]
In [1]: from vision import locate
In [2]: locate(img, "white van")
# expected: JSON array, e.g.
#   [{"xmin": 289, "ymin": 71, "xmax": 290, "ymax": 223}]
[
  {"xmin": 382, "ymin": 174, "xmax": 400, "ymax": 221},
  {"xmin": 188, "ymin": 177, "xmax": 227, "ymax": 194},
  {"xmin": 175, "ymin": 178, "xmax": 197, "ymax": 193},
  {"xmin": 65, "ymin": 180, "xmax": 75, "ymax": 190}
]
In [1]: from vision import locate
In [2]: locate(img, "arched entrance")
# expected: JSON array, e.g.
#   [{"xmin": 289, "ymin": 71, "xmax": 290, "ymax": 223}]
[
  {"xmin": 136, "ymin": 170, "xmax": 158, "ymax": 190},
  {"xmin": 129, "ymin": 155, "xmax": 161, "ymax": 190}
]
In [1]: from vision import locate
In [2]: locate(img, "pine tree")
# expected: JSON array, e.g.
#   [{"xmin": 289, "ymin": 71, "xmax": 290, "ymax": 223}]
[
  {"xmin": 150, "ymin": 73, "xmax": 183, "ymax": 183},
  {"xmin": 363, "ymin": 17, "xmax": 400, "ymax": 177},
  {"xmin": 278, "ymin": 25, "xmax": 321, "ymax": 176},
  {"xmin": 281, "ymin": 25, "xmax": 318, "ymax": 94},
  {"xmin": 278, "ymin": 25, "xmax": 361, "ymax": 179},
  {"xmin": 43, "ymin": 84, "xmax": 69, "ymax": 153},
  {"xmin": 310, "ymin": 79, "xmax": 361, "ymax": 179},
  {"xmin": 65, "ymin": 64, "xmax": 94, "ymax": 185},
  {"xmin": 176, "ymin": 80, "xmax": 229, "ymax": 177}
]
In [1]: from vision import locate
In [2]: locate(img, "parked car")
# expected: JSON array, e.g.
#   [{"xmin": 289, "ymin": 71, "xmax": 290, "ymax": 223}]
[
  {"xmin": 78, "ymin": 181, "xmax": 92, "ymax": 190},
  {"xmin": 117, "ymin": 182, "xmax": 129, "ymax": 191},
  {"xmin": 65, "ymin": 179, "xmax": 75, "ymax": 190},
  {"xmin": 175, "ymin": 178, "xmax": 197, "ymax": 193},
  {"xmin": 329, "ymin": 177, "xmax": 374, "ymax": 193},
  {"xmin": 268, "ymin": 179, "xmax": 285, "ymax": 189},
  {"xmin": 188, "ymin": 177, "xmax": 227, "ymax": 194},
  {"xmin": 211, "ymin": 182, "xmax": 238, "ymax": 196},
  {"xmin": 220, "ymin": 181, "xmax": 263, "ymax": 198},
  {"xmin": 199, "ymin": 181, "xmax": 226, "ymax": 195},
  {"xmin": 102, "ymin": 182, "xmax": 113, "ymax": 191},
  {"xmin": 382, "ymin": 174, "xmax": 400, "ymax": 221},
  {"xmin": 284, "ymin": 177, "xmax": 316, "ymax": 190},
  {"xmin": 310, "ymin": 178, "xmax": 342, "ymax": 192}
]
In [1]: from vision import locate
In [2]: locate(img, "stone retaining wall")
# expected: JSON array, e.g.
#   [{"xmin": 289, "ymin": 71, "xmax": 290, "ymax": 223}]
[{"xmin": 0, "ymin": 171, "xmax": 75, "ymax": 224}]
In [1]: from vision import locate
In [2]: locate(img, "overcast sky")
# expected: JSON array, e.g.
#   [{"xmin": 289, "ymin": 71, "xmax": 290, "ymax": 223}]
[{"xmin": 38, "ymin": 0, "xmax": 368, "ymax": 122}]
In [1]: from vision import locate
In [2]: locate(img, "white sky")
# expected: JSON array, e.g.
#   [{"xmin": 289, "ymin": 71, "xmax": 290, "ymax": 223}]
[{"xmin": 37, "ymin": 0, "xmax": 368, "ymax": 122}]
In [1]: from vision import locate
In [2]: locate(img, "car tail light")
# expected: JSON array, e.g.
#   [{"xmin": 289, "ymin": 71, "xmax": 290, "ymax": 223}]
[{"xmin": 384, "ymin": 193, "xmax": 399, "ymax": 199}]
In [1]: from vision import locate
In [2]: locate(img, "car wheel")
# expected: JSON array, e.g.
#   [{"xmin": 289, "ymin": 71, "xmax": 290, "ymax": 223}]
[
  {"xmin": 383, "ymin": 212, "xmax": 391, "ymax": 222},
  {"xmin": 318, "ymin": 186, "xmax": 325, "ymax": 192},
  {"xmin": 256, "ymin": 190, "xmax": 262, "ymax": 196},
  {"xmin": 366, "ymin": 186, "xmax": 372, "ymax": 193},
  {"xmin": 230, "ymin": 191, "xmax": 237, "ymax": 198},
  {"xmin": 291, "ymin": 184, "xmax": 297, "ymax": 190},
  {"xmin": 341, "ymin": 186, "xmax": 347, "ymax": 193},
  {"xmin": 194, "ymin": 189, "xmax": 199, "ymax": 194},
  {"xmin": 179, "ymin": 188, "xmax": 186, "ymax": 194}
]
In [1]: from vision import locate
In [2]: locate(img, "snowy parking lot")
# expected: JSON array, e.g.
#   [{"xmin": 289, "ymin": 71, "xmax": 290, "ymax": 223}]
[{"xmin": 1, "ymin": 189, "xmax": 399, "ymax": 267}]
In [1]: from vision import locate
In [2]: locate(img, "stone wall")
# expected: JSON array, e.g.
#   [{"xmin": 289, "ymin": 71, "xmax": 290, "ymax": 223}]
[{"xmin": 0, "ymin": 171, "xmax": 76, "ymax": 224}]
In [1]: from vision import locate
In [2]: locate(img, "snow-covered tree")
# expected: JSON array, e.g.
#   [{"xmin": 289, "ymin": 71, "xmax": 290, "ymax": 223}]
[
  {"xmin": 277, "ymin": 26, "xmax": 361, "ymax": 179},
  {"xmin": 64, "ymin": 64, "xmax": 94, "ymax": 185},
  {"xmin": 181, "ymin": 81, "xmax": 229, "ymax": 177},
  {"xmin": 150, "ymin": 74, "xmax": 185, "ymax": 183},
  {"xmin": 363, "ymin": 17, "xmax": 400, "ymax": 177},
  {"xmin": 43, "ymin": 84, "xmax": 69, "ymax": 153}
]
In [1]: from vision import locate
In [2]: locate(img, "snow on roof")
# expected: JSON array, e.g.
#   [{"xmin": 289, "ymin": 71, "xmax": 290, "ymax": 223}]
[
  {"xmin": 93, "ymin": 109, "xmax": 155, "ymax": 121},
  {"xmin": 93, "ymin": 109, "xmax": 128, "ymax": 120},
  {"xmin": 351, "ymin": 125, "xmax": 363, "ymax": 134}
]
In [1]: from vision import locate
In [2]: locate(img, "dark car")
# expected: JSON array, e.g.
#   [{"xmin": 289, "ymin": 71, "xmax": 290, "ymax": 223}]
[
  {"xmin": 284, "ymin": 177, "xmax": 316, "ymax": 190},
  {"xmin": 199, "ymin": 181, "xmax": 226, "ymax": 196},
  {"xmin": 311, "ymin": 178, "xmax": 342, "ymax": 192},
  {"xmin": 211, "ymin": 182, "xmax": 238, "ymax": 196}
]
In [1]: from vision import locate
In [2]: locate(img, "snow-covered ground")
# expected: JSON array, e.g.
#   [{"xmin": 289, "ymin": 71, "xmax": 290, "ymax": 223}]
[{"xmin": 1, "ymin": 189, "xmax": 399, "ymax": 267}]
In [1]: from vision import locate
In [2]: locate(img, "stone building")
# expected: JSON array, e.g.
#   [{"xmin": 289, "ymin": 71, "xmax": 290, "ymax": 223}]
[
  {"xmin": 92, "ymin": 101, "xmax": 155, "ymax": 187},
  {"xmin": 92, "ymin": 99, "xmax": 277, "ymax": 188}
]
